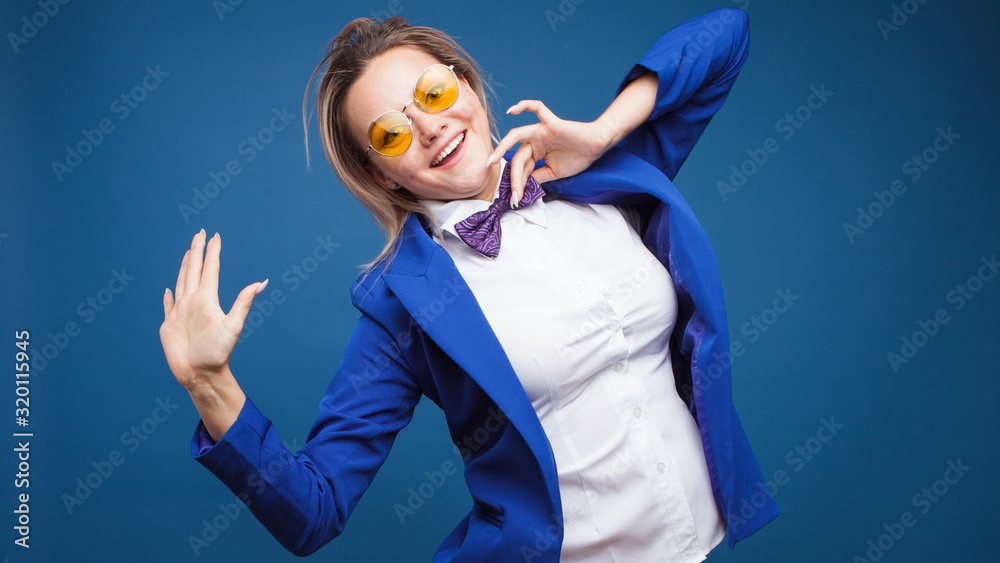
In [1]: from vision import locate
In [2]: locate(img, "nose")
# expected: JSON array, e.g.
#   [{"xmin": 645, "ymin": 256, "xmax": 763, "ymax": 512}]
[{"xmin": 405, "ymin": 107, "xmax": 445, "ymax": 149}]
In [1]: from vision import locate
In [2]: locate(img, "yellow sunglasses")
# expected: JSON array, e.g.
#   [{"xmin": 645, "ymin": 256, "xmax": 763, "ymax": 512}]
[{"xmin": 366, "ymin": 64, "xmax": 460, "ymax": 158}]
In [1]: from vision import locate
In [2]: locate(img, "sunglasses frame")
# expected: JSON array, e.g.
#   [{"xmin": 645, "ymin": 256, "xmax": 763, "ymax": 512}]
[{"xmin": 365, "ymin": 64, "xmax": 459, "ymax": 159}]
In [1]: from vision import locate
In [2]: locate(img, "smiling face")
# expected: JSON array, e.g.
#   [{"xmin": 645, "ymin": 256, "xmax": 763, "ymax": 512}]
[{"xmin": 347, "ymin": 46, "xmax": 501, "ymax": 203}]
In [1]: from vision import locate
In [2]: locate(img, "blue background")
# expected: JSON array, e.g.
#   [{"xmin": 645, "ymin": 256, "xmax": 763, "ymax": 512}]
[{"xmin": 2, "ymin": 0, "xmax": 998, "ymax": 561}]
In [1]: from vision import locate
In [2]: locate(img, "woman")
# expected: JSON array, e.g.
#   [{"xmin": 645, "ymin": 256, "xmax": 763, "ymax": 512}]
[{"xmin": 159, "ymin": 7, "xmax": 778, "ymax": 562}]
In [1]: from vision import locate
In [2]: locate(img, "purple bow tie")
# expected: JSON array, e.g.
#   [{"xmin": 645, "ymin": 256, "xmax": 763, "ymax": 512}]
[{"xmin": 453, "ymin": 163, "xmax": 544, "ymax": 259}]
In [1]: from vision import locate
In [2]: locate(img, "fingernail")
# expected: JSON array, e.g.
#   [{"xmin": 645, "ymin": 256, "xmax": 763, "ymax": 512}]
[
  {"xmin": 200, "ymin": 228, "xmax": 206, "ymax": 237},
  {"xmin": 485, "ymin": 154, "xmax": 495, "ymax": 167},
  {"xmin": 505, "ymin": 106, "xmax": 513, "ymax": 114},
  {"xmin": 214, "ymin": 232, "xmax": 220, "ymax": 240},
  {"xmin": 255, "ymin": 279, "xmax": 269, "ymax": 295}
]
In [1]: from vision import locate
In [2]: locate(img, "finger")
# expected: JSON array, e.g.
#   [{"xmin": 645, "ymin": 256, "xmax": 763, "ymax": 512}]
[
  {"xmin": 487, "ymin": 124, "xmax": 536, "ymax": 167},
  {"xmin": 184, "ymin": 229, "xmax": 207, "ymax": 295},
  {"xmin": 163, "ymin": 288, "xmax": 174, "ymax": 318},
  {"xmin": 224, "ymin": 279, "xmax": 268, "ymax": 336},
  {"xmin": 201, "ymin": 232, "xmax": 221, "ymax": 301},
  {"xmin": 506, "ymin": 100, "xmax": 557, "ymax": 123},
  {"xmin": 520, "ymin": 157, "xmax": 535, "ymax": 198},
  {"xmin": 174, "ymin": 249, "xmax": 190, "ymax": 301},
  {"xmin": 509, "ymin": 142, "xmax": 534, "ymax": 207},
  {"xmin": 531, "ymin": 165, "xmax": 559, "ymax": 185}
]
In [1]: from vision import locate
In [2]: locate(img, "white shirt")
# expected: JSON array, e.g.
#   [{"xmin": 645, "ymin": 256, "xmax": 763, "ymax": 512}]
[{"xmin": 417, "ymin": 162, "xmax": 726, "ymax": 562}]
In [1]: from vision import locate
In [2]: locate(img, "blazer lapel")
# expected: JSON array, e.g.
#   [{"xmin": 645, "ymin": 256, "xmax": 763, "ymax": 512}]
[{"xmin": 381, "ymin": 215, "xmax": 562, "ymax": 507}]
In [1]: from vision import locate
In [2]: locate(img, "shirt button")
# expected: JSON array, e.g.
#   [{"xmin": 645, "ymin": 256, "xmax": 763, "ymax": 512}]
[
  {"xmin": 608, "ymin": 320, "xmax": 620, "ymax": 331},
  {"xmin": 614, "ymin": 361, "xmax": 625, "ymax": 373},
  {"xmin": 657, "ymin": 462, "xmax": 666, "ymax": 474},
  {"xmin": 538, "ymin": 256, "xmax": 548, "ymax": 265},
  {"xmin": 633, "ymin": 407, "xmax": 642, "ymax": 419}
]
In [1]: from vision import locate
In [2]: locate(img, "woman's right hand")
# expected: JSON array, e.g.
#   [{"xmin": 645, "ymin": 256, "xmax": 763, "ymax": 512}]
[{"xmin": 159, "ymin": 229, "xmax": 266, "ymax": 391}]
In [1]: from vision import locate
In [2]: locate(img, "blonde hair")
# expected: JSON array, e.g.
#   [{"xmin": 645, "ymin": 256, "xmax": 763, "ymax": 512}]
[{"xmin": 302, "ymin": 16, "xmax": 499, "ymax": 277}]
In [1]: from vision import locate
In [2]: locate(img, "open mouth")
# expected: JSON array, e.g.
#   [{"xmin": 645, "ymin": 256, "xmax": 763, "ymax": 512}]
[{"xmin": 431, "ymin": 131, "xmax": 466, "ymax": 167}]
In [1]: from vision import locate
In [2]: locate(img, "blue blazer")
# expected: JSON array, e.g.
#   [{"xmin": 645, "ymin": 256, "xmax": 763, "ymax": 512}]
[{"xmin": 192, "ymin": 7, "xmax": 778, "ymax": 561}]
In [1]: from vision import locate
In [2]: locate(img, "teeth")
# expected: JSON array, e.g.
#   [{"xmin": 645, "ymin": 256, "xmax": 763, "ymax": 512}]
[{"xmin": 433, "ymin": 132, "xmax": 464, "ymax": 166}]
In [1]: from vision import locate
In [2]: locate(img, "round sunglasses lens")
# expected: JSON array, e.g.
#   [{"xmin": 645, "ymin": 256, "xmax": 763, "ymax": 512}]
[
  {"xmin": 369, "ymin": 112, "xmax": 412, "ymax": 156},
  {"xmin": 414, "ymin": 65, "xmax": 458, "ymax": 111}
]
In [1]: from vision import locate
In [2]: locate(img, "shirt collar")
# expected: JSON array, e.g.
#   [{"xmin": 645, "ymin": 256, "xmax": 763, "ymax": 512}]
[{"xmin": 417, "ymin": 159, "xmax": 548, "ymax": 242}]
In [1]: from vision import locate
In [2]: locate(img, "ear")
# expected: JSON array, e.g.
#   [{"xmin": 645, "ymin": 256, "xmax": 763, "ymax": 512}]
[{"xmin": 363, "ymin": 160, "xmax": 398, "ymax": 191}]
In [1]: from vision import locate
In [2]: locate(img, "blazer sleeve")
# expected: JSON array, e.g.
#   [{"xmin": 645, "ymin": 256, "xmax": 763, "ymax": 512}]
[
  {"xmin": 615, "ymin": 7, "xmax": 749, "ymax": 181},
  {"xmin": 189, "ymin": 312, "xmax": 422, "ymax": 557}
]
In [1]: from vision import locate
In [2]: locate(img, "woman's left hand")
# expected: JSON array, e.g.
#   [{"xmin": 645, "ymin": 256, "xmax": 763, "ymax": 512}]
[{"xmin": 486, "ymin": 100, "xmax": 615, "ymax": 206}]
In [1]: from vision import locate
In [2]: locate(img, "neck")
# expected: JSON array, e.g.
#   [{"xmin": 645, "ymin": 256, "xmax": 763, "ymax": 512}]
[{"xmin": 470, "ymin": 159, "xmax": 504, "ymax": 202}]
